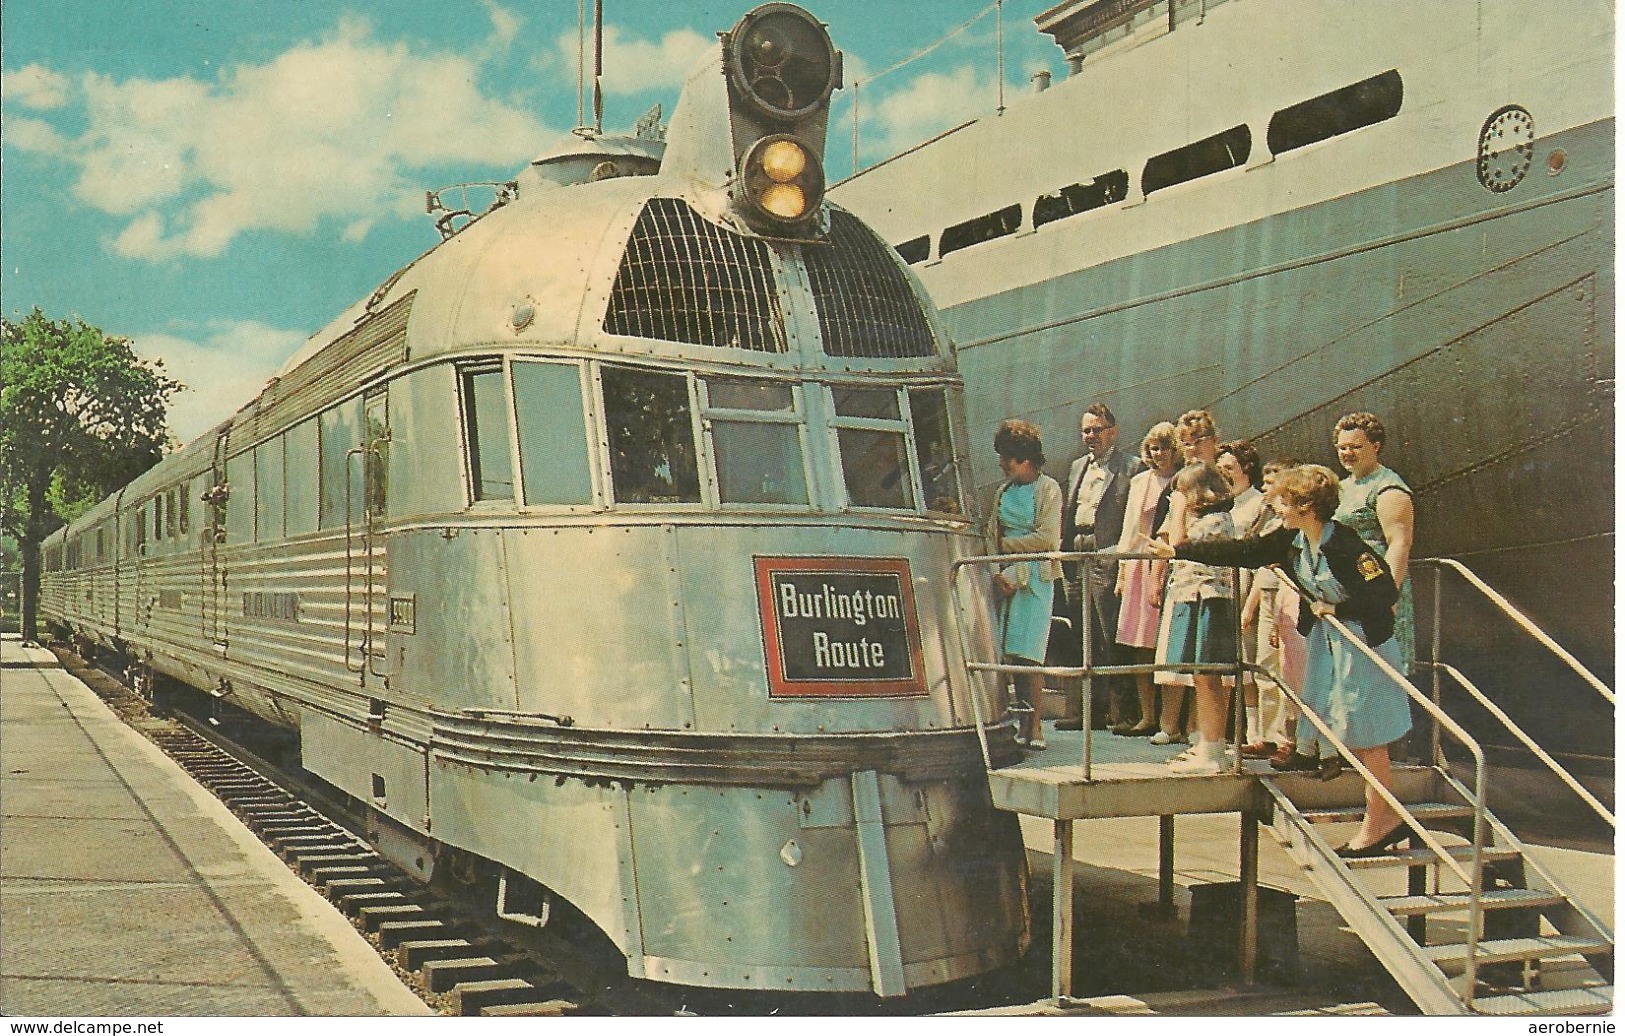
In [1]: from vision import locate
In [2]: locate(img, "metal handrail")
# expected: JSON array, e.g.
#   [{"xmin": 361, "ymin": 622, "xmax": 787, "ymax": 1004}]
[
  {"xmin": 1418, "ymin": 557, "xmax": 1613, "ymax": 704},
  {"xmin": 1426, "ymin": 660, "xmax": 1614, "ymax": 828},
  {"xmin": 1315, "ymin": 612, "xmax": 1489, "ymax": 1008},
  {"xmin": 951, "ymin": 547, "xmax": 1250, "ymax": 782}
]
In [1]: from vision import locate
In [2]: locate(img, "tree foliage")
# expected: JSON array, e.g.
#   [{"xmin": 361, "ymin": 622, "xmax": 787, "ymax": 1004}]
[{"xmin": 0, "ymin": 309, "xmax": 181, "ymax": 639}]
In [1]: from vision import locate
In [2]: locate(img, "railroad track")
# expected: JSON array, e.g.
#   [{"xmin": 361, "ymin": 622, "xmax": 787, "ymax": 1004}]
[{"xmin": 53, "ymin": 645, "xmax": 1046, "ymax": 1017}]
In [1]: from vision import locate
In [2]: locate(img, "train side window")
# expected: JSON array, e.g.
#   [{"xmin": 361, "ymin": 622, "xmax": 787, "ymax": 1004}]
[
  {"xmin": 285, "ymin": 419, "xmax": 319, "ymax": 536},
  {"xmin": 601, "ymin": 365, "xmax": 701, "ymax": 505},
  {"xmin": 154, "ymin": 494, "xmax": 165, "ymax": 546},
  {"xmin": 256, "ymin": 437, "xmax": 285, "ymax": 542},
  {"xmin": 1142, "ymin": 124, "xmax": 1252, "ymax": 196},
  {"xmin": 908, "ymin": 387, "xmax": 965, "ymax": 517},
  {"xmin": 364, "ymin": 391, "xmax": 389, "ymax": 518},
  {"xmin": 513, "ymin": 361, "xmax": 593, "ymax": 507},
  {"xmin": 320, "ymin": 397, "xmax": 368, "ymax": 524},
  {"xmin": 830, "ymin": 386, "xmax": 916, "ymax": 510},
  {"xmin": 226, "ymin": 451, "xmax": 256, "ymax": 544},
  {"xmin": 703, "ymin": 378, "xmax": 808, "ymax": 506},
  {"xmin": 461, "ymin": 367, "xmax": 515, "ymax": 502},
  {"xmin": 178, "ymin": 481, "xmax": 190, "ymax": 538},
  {"xmin": 133, "ymin": 503, "xmax": 146, "ymax": 556},
  {"xmin": 1267, "ymin": 69, "xmax": 1403, "ymax": 156}
]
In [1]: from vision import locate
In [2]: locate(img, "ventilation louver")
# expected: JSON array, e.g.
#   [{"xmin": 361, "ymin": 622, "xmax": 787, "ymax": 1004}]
[
  {"xmin": 604, "ymin": 198, "xmax": 786, "ymax": 352},
  {"xmin": 803, "ymin": 209, "xmax": 936, "ymax": 359}
]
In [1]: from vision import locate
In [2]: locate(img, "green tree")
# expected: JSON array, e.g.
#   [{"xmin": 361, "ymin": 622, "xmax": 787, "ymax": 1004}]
[{"xmin": 0, "ymin": 309, "xmax": 181, "ymax": 641}]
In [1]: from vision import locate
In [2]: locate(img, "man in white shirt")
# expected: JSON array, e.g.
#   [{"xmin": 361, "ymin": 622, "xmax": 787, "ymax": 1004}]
[{"xmin": 1055, "ymin": 404, "xmax": 1144, "ymax": 731}]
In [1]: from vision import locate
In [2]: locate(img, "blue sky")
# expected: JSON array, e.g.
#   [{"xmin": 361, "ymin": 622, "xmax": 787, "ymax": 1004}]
[{"xmin": 2, "ymin": 0, "xmax": 1059, "ymax": 444}]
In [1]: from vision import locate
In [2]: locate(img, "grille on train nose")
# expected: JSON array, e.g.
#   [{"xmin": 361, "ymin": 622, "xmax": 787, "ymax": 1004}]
[
  {"xmin": 604, "ymin": 197, "xmax": 787, "ymax": 352},
  {"xmin": 802, "ymin": 209, "xmax": 936, "ymax": 359}
]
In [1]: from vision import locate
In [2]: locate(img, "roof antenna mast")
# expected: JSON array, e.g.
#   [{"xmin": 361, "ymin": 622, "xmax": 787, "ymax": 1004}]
[{"xmin": 593, "ymin": 0, "xmax": 604, "ymax": 135}]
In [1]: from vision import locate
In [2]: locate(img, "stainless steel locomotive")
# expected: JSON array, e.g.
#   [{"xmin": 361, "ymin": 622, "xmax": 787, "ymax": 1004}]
[{"xmin": 39, "ymin": 4, "xmax": 1029, "ymax": 996}]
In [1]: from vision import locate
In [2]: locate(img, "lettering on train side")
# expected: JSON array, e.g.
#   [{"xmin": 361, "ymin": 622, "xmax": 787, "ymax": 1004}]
[
  {"xmin": 754, "ymin": 556, "xmax": 927, "ymax": 698},
  {"xmin": 242, "ymin": 591, "xmax": 301, "ymax": 623}
]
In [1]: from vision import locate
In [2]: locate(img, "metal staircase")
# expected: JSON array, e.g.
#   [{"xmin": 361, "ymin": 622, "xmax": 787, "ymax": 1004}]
[
  {"xmin": 1255, "ymin": 558, "xmax": 1613, "ymax": 1016},
  {"xmin": 1262, "ymin": 771, "xmax": 1612, "ymax": 1015}
]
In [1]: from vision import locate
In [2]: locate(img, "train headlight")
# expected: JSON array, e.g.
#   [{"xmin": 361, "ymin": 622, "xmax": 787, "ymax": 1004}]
[
  {"xmin": 741, "ymin": 134, "xmax": 824, "ymax": 227},
  {"xmin": 726, "ymin": 4, "xmax": 839, "ymax": 121}
]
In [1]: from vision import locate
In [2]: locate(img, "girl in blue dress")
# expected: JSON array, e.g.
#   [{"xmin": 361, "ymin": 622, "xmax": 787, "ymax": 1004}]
[
  {"xmin": 1149, "ymin": 465, "xmax": 1412, "ymax": 857},
  {"xmin": 987, "ymin": 420, "xmax": 1063, "ymax": 749},
  {"xmin": 1333, "ymin": 412, "xmax": 1416, "ymax": 673}
]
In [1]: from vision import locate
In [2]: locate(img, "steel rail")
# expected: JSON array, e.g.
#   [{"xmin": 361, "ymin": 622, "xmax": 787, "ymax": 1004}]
[
  {"xmin": 1418, "ymin": 557, "xmax": 1613, "ymax": 705},
  {"xmin": 1427, "ymin": 660, "xmax": 1614, "ymax": 828}
]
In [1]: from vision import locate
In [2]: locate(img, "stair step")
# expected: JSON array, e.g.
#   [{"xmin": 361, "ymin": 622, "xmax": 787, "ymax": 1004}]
[
  {"xmin": 1342, "ymin": 846, "xmax": 1522, "ymax": 870},
  {"xmin": 1426, "ymin": 935, "xmax": 1615, "ymax": 968},
  {"xmin": 1471, "ymin": 985, "xmax": 1613, "ymax": 1016},
  {"xmin": 1381, "ymin": 888, "xmax": 1566, "ymax": 917},
  {"xmin": 1299, "ymin": 802, "xmax": 1472, "ymax": 825}
]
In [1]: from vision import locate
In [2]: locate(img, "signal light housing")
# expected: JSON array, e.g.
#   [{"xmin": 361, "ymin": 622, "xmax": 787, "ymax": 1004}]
[
  {"xmin": 740, "ymin": 134, "xmax": 825, "ymax": 227},
  {"xmin": 725, "ymin": 4, "xmax": 839, "ymax": 122}
]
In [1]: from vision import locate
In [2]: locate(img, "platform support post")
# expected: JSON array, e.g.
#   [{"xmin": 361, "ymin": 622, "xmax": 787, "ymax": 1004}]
[
  {"xmin": 1239, "ymin": 810, "xmax": 1260, "ymax": 987},
  {"xmin": 1158, "ymin": 814, "xmax": 1175, "ymax": 913},
  {"xmin": 1052, "ymin": 818, "xmax": 1074, "ymax": 1003}
]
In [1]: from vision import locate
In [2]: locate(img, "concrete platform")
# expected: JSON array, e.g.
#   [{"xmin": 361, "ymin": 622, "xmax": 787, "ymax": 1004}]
[{"xmin": 0, "ymin": 635, "xmax": 429, "ymax": 1017}]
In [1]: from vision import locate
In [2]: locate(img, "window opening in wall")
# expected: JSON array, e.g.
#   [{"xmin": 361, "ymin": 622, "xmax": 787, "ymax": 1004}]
[
  {"xmin": 513, "ymin": 361, "xmax": 593, "ymax": 506},
  {"xmin": 363, "ymin": 391, "xmax": 389, "ymax": 519},
  {"xmin": 894, "ymin": 235, "xmax": 929, "ymax": 265},
  {"xmin": 908, "ymin": 387, "xmax": 964, "ymax": 517},
  {"xmin": 154, "ymin": 493, "xmax": 165, "ymax": 544},
  {"xmin": 461, "ymin": 367, "xmax": 515, "ymax": 502},
  {"xmin": 601, "ymin": 365, "xmax": 701, "ymax": 505},
  {"xmin": 320, "ymin": 398, "xmax": 366, "ymax": 525},
  {"xmin": 1267, "ymin": 69, "xmax": 1403, "ymax": 156},
  {"xmin": 704, "ymin": 377, "xmax": 808, "ymax": 506},
  {"xmin": 1034, "ymin": 169, "xmax": 1130, "ymax": 228},
  {"xmin": 939, "ymin": 204, "xmax": 1022, "ymax": 257},
  {"xmin": 830, "ymin": 386, "xmax": 915, "ymax": 510},
  {"xmin": 1142, "ymin": 124, "xmax": 1252, "ymax": 195},
  {"xmin": 256, "ymin": 437, "xmax": 286, "ymax": 542}
]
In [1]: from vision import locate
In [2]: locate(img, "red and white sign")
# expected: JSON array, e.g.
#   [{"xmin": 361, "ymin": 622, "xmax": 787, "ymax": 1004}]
[{"xmin": 754, "ymin": 556, "xmax": 928, "ymax": 698}]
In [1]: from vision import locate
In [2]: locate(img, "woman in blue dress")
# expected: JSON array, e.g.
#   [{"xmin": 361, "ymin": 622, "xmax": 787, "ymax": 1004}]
[
  {"xmin": 986, "ymin": 420, "xmax": 1063, "ymax": 749},
  {"xmin": 1333, "ymin": 412, "xmax": 1415, "ymax": 672},
  {"xmin": 1148, "ymin": 465, "xmax": 1412, "ymax": 857}
]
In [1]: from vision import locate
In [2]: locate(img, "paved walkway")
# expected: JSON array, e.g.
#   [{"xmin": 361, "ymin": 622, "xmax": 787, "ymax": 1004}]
[{"xmin": 0, "ymin": 635, "xmax": 429, "ymax": 1016}]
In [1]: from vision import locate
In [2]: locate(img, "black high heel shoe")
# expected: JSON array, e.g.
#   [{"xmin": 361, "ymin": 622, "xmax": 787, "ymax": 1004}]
[
  {"xmin": 1315, "ymin": 755, "xmax": 1344, "ymax": 782},
  {"xmin": 1335, "ymin": 823, "xmax": 1416, "ymax": 859}
]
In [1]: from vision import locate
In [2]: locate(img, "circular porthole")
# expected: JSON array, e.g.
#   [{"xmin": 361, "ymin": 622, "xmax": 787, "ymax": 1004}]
[
  {"xmin": 1476, "ymin": 105, "xmax": 1534, "ymax": 193},
  {"xmin": 1547, "ymin": 148, "xmax": 1568, "ymax": 175}
]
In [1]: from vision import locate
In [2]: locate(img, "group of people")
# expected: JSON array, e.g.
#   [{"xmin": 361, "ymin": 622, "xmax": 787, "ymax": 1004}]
[{"xmin": 987, "ymin": 407, "xmax": 1418, "ymax": 858}]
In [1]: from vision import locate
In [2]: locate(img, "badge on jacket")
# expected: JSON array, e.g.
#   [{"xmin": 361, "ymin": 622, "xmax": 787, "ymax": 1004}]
[{"xmin": 1357, "ymin": 552, "xmax": 1385, "ymax": 581}]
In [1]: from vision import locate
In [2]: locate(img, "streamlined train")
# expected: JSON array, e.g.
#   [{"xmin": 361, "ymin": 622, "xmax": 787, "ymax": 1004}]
[{"xmin": 39, "ymin": 4, "xmax": 1029, "ymax": 996}]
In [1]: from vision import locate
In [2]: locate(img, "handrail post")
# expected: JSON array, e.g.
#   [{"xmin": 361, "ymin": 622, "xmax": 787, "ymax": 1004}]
[
  {"xmin": 1431, "ymin": 563, "xmax": 1443, "ymax": 769},
  {"xmin": 1231, "ymin": 564, "xmax": 1245, "ymax": 774}
]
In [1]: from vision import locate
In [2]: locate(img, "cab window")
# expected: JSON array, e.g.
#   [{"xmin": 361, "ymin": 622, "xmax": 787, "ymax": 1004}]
[
  {"xmin": 703, "ymin": 378, "xmax": 808, "ymax": 506},
  {"xmin": 601, "ymin": 365, "xmax": 700, "ymax": 504}
]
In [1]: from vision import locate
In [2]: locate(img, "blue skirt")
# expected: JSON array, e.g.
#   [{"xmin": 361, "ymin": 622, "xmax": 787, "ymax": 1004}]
[
  {"xmin": 1163, "ymin": 597, "xmax": 1238, "ymax": 671},
  {"xmin": 1296, "ymin": 617, "xmax": 1412, "ymax": 751},
  {"xmin": 1000, "ymin": 566, "xmax": 1056, "ymax": 663}
]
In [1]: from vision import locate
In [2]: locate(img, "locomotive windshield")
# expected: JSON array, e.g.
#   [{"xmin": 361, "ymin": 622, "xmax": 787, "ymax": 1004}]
[{"xmin": 459, "ymin": 359, "xmax": 967, "ymax": 518}]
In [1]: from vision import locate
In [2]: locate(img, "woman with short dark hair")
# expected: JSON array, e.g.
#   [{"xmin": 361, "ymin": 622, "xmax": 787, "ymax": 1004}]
[{"xmin": 987, "ymin": 420, "xmax": 1063, "ymax": 749}]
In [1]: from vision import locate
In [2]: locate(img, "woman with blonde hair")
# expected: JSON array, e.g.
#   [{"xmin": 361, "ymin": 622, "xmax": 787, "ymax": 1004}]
[
  {"xmin": 1149, "ymin": 465, "xmax": 1412, "ymax": 856},
  {"xmin": 1157, "ymin": 461, "xmax": 1238, "ymax": 775},
  {"xmin": 987, "ymin": 420, "xmax": 1063, "ymax": 749},
  {"xmin": 1112, "ymin": 422, "xmax": 1183, "ymax": 738}
]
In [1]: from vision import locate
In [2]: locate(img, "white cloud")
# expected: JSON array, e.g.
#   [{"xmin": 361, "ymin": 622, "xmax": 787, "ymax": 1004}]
[
  {"xmin": 2, "ymin": 64, "xmax": 73, "ymax": 109},
  {"xmin": 132, "ymin": 321, "xmax": 310, "ymax": 445},
  {"xmin": 481, "ymin": 0, "xmax": 522, "ymax": 55},
  {"xmin": 8, "ymin": 17, "xmax": 558, "ymax": 262},
  {"xmin": 858, "ymin": 64, "xmax": 1001, "ymax": 160},
  {"xmin": 1, "ymin": 115, "xmax": 69, "ymax": 154},
  {"xmin": 552, "ymin": 25, "xmax": 713, "ymax": 96}
]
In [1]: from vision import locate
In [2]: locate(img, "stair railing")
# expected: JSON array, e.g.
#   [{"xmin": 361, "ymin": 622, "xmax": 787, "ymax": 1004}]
[
  {"xmin": 1416, "ymin": 557, "xmax": 1614, "ymax": 829},
  {"xmin": 1418, "ymin": 558, "xmax": 1612, "ymax": 705},
  {"xmin": 1306, "ymin": 611, "xmax": 1490, "ymax": 1008}
]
